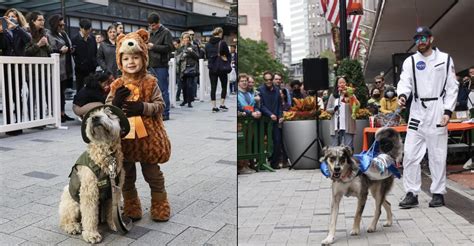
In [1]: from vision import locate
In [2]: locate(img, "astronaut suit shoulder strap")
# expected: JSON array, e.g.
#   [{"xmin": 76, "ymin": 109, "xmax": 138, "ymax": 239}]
[
  {"xmin": 411, "ymin": 56, "xmax": 419, "ymax": 101},
  {"xmin": 439, "ymin": 54, "xmax": 451, "ymax": 98},
  {"xmin": 411, "ymin": 54, "xmax": 451, "ymax": 100}
]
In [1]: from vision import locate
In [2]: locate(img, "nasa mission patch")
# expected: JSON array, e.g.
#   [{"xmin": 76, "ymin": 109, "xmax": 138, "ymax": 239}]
[{"xmin": 416, "ymin": 61, "xmax": 426, "ymax": 70}]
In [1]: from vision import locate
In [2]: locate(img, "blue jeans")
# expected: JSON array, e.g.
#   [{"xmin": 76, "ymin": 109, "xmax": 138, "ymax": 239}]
[{"xmin": 150, "ymin": 67, "xmax": 170, "ymax": 117}]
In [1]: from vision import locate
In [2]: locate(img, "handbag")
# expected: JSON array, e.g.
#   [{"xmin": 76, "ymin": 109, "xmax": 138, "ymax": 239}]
[
  {"xmin": 215, "ymin": 40, "xmax": 232, "ymax": 74},
  {"xmin": 183, "ymin": 64, "xmax": 198, "ymax": 77}
]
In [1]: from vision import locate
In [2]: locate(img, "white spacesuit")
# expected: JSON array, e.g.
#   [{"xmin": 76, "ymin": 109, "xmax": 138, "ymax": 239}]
[{"xmin": 397, "ymin": 47, "xmax": 458, "ymax": 197}]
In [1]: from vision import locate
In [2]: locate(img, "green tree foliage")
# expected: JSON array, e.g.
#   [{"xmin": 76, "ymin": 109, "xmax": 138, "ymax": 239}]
[
  {"xmin": 336, "ymin": 58, "xmax": 368, "ymax": 108},
  {"xmin": 238, "ymin": 36, "xmax": 288, "ymax": 84}
]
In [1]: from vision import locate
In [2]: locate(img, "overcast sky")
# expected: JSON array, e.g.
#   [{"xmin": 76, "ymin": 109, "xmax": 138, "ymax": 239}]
[{"xmin": 277, "ymin": 0, "xmax": 292, "ymax": 36}]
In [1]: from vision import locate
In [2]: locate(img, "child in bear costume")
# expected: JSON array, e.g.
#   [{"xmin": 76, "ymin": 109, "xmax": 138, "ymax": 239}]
[{"xmin": 106, "ymin": 29, "xmax": 171, "ymax": 222}]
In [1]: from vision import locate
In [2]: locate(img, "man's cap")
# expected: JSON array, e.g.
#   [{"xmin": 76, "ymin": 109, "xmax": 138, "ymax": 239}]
[
  {"xmin": 81, "ymin": 105, "xmax": 130, "ymax": 143},
  {"xmin": 413, "ymin": 26, "xmax": 432, "ymax": 39}
]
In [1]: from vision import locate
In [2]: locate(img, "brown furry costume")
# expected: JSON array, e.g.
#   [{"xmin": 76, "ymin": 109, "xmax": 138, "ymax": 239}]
[{"xmin": 106, "ymin": 29, "xmax": 171, "ymax": 222}]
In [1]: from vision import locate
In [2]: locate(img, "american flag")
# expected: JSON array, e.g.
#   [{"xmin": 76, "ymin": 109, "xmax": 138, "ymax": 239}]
[{"xmin": 320, "ymin": 0, "xmax": 362, "ymax": 59}]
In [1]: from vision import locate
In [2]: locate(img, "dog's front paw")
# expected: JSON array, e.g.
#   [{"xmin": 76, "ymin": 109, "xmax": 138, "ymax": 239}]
[
  {"xmin": 62, "ymin": 223, "xmax": 81, "ymax": 235},
  {"xmin": 367, "ymin": 225, "xmax": 376, "ymax": 233},
  {"xmin": 383, "ymin": 221, "xmax": 392, "ymax": 227},
  {"xmin": 350, "ymin": 228, "xmax": 360, "ymax": 235},
  {"xmin": 82, "ymin": 231, "xmax": 102, "ymax": 243},
  {"xmin": 321, "ymin": 235, "xmax": 334, "ymax": 245}
]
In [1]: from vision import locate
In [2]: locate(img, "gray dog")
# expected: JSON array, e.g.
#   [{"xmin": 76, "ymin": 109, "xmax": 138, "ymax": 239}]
[{"xmin": 321, "ymin": 127, "xmax": 403, "ymax": 244}]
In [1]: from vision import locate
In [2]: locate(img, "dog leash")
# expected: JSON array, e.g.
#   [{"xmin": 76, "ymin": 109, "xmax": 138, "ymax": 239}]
[{"xmin": 108, "ymin": 156, "xmax": 133, "ymax": 233}]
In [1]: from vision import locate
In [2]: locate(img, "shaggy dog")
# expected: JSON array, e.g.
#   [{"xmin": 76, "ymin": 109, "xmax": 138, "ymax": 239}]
[
  {"xmin": 321, "ymin": 127, "xmax": 403, "ymax": 245},
  {"xmin": 59, "ymin": 105, "xmax": 128, "ymax": 243}
]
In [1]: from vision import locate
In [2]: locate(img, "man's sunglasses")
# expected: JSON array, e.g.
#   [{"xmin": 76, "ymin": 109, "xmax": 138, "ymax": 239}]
[{"xmin": 414, "ymin": 36, "xmax": 429, "ymax": 44}]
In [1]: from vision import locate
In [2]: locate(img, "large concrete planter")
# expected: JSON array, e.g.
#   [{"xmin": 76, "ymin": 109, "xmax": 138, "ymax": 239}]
[
  {"xmin": 319, "ymin": 119, "xmax": 369, "ymax": 153},
  {"xmin": 320, "ymin": 120, "xmax": 332, "ymax": 147},
  {"xmin": 282, "ymin": 120, "xmax": 320, "ymax": 169}
]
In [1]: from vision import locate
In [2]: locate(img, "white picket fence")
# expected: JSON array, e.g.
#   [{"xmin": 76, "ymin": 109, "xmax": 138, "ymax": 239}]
[
  {"xmin": 0, "ymin": 55, "xmax": 228, "ymax": 133},
  {"xmin": 168, "ymin": 58, "xmax": 228, "ymax": 108},
  {"xmin": 0, "ymin": 54, "xmax": 63, "ymax": 133}
]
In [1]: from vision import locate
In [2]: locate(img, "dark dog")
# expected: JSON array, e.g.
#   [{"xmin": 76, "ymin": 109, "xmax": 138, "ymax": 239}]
[{"xmin": 321, "ymin": 128, "xmax": 402, "ymax": 244}]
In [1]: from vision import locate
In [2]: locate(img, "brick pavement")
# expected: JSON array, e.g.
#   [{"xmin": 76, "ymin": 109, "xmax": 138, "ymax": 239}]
[
  {"xmin": 238, "ymin": 169, "xmax": 474, "ymax": 245},
  {"xmin": 0, "ymin": 97, "xmax": 236, "ymax": 245}
]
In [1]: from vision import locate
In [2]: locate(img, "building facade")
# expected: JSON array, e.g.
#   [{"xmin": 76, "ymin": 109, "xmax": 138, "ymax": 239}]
[
  {"xmin": 239, "ymin": 0, "xmax": 276, "ymax": 57},
  {"xmin": 0, "ymin": 0, "xmax": 237, "ymax": 45}
]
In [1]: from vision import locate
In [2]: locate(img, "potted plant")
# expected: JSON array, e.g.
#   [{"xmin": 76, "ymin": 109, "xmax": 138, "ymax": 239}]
[{"xmin": 282, "ymin": 97, "xmax": 321, "ymax": 169}]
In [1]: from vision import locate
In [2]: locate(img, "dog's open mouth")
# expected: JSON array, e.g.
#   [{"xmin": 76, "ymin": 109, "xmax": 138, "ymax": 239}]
[{"xmin": 332, "ymin": 172, "xmax": 341, "ymax": 179}]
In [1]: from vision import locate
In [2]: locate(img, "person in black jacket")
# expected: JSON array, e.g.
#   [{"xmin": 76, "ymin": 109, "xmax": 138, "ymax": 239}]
[
  {"xmin": 72, "ymin": 71, "xmax": 113, "ymax": 119},
  {"xmin": 71, "ymin": 19, "xmax": 97, "ymax": 91},
  {"xmin": 175, "ymin": 33, "xmax": 199, "ymax": 108},
  {"xmin": 205, "ymin": 27, "xmax": 231, "ymax": 113},
  {"xmin": 258, "ymin": 71, "xmax": 283, "ymax": 169},
  {"xmin": 0, "ymin": 8, "xmax": 31, "ymax": 135},
  {"xmin": 147, "ymin": 12, "xmax": 173, "ymax": 121}
]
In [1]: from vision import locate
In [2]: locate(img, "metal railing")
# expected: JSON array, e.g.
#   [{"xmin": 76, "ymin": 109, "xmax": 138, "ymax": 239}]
[
  {"xmin": 237, "ymin": 116, "xmax": 274, "ymax": 172},
  {"xmin": 0, "ymin": 54, "xmax": 63, "ymax": 133}
]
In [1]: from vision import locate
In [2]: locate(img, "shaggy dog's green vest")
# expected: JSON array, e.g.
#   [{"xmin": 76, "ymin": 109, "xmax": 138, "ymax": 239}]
[{"xmin": 68, "ymin": 151, "xmax": 117, "ymax": 203}]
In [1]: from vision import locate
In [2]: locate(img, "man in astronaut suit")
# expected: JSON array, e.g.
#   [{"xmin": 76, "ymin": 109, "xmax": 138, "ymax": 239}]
[{"xmin": 397, "ymin": 26, "xmax": 458, "ymax": 208}]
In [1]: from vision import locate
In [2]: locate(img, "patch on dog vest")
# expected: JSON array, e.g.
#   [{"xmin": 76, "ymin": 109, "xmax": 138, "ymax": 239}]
[{"xmin": 68, "ymin": 151, "xmax": 117, "ymax": 203}]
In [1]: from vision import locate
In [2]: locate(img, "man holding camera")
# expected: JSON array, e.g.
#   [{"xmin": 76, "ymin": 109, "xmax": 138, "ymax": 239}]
[{"xmin": 397, "ymin": 27, "xmax": 458, "ymax": 209}]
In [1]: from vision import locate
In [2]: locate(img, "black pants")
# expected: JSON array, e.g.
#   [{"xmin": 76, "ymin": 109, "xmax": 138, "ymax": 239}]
[
  {"xmin": 60, "ymin": 78, "xmax": 72, "ymax": 112},
  {"xmin": 209, "ymin": 72, "xmax": 228, "ymax": 101},
  {"xmin": 182, "ymin": 76, "xmax": 195, "ymax": 103},
  {"xmin": 75, "ymin": 72, "xmax": 91, "ymax": 91}
]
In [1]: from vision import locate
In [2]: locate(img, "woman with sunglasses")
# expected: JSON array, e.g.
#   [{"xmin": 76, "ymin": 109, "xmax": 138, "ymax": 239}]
[{"xmin": 48, "ymin": 14, "xmax": 74, "ymax": 122}]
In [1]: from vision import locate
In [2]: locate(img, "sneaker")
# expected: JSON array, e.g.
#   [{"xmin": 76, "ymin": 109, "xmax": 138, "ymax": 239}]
[
  {"xmin": 219, "ymin": 105, "xmax": 228, "ymax": 111},
  {"xmin": 399, "ymin": 192, "xmax": 418, "ymax": 209},
  {"xmin": 187, "ymin": 103, "xmax": 193, "ymax": 108},
  {"xmin": 163, "ymin": 115, "xmax": 170, "ymax": 121},
  {"xmin": 429, "ymin": 194, "xmax": 445, "ymax": 207},
  {"xmin": 179, "ymin": 102, "xmax": 186, "ymax": 107},
  {"xmin": 212, "ymin": 107, "xmax": 220, "ymax": 113},
  {"xmin": 271, "ymin": 164, "xmax": 281, "ymax": 170},
  {"xmin": 176, "ymin": 98, "xmax": 181, "ymax": 102}
]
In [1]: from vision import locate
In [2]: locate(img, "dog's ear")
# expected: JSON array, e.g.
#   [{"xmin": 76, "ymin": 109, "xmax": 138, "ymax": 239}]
[{"xmin": 342, "ymin": 145, "xmax": 353, "ymax": 157}]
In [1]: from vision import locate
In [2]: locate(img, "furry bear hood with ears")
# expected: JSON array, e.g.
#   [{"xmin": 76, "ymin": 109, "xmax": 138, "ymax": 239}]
[{"xmin": 115, "ymin": 29, "xmax": 150, "ymax": 76}]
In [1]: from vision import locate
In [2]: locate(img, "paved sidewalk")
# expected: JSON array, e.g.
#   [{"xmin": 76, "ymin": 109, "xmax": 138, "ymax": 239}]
[
  {"xmin": 238, "ymin": 169, "xmax": 474, "ymax": 245},
  {"xmin": 0, "ymin": 97, "xmax": 236, "ymax": 245}
]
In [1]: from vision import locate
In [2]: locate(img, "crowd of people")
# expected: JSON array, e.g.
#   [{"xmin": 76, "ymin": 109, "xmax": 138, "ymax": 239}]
[
  {"xmin": 1, "ymin": 8, "xmax": 234, "ymax": 135},
  {"xmin": 238, "ymin": 56, "xmax": 472, "ymax": 179},
  {"xmin": 237, "ymin": 26, "xmax": 474, "ymax": 209}
]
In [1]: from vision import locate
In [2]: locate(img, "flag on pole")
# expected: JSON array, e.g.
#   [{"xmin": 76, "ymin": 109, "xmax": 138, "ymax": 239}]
[
  {"xmin": 349, "ymin": 15, "xmax": 362, "ymax": 59},
  {"xmin": 320, "ymin": 0, "xmax": 351, "ymax": 27},
  {"xmin": 320, "ymin": 0, "xmax": 362, "ymax": 58}
]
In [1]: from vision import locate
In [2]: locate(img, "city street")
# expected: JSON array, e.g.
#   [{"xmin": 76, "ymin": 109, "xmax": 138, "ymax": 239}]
[
  {"xmin": 0, "ymin": 96, "xmax": 237, "ymax": 245},
  {"xmin": 238, "ymin": 169, "xmax": 474, "ymax": 245}
]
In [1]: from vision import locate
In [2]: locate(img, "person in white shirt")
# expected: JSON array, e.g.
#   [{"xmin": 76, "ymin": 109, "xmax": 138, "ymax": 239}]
[{"xmin": 397, "ymin": 26, "xmax": 458, "ymax": 208}]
